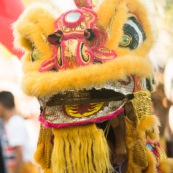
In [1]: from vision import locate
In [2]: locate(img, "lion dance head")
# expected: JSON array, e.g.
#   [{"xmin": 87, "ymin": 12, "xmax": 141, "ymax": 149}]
[{"xmin": 13, "ymin": 0, "xmax": 173, "ymax": 172}]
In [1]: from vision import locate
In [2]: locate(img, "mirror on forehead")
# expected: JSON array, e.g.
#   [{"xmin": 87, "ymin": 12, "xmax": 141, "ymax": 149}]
[{"xmin": 65, "ymin": 11, "xmax": 81, "ymax": 23}]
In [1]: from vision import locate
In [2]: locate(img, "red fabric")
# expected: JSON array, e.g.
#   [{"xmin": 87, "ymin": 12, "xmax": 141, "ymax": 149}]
[{"xmin": 0, "ymin": 0, "xmax": 24, "ymax": 58}]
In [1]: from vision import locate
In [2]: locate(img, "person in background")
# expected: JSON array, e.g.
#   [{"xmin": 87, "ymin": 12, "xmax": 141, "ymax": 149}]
[
  {"xmin": 152, "ymin": 64, "xmax": 173, "ymax": 158},
  {"xmin": 0, "ymin": 119, "xmax": 8, "ymax": 173},
  {"xmin": 0, "ymin": 91, "xmax": 38, "ymax": 173},
  {"xmin": 164, "ymin": 58, "xmax": 173, "ymax": 157},
  {"xmin": 151, "ymin": 83, "xmax": 172, "ymax": 139}
]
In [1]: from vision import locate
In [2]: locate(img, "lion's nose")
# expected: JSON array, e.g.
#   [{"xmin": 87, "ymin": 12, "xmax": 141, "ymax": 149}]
[
  {"xmin": 47, "ymin": 30, "xmax": 63, "ymax": 45},
  {"xmin": 84, "ymin": 29, "xmax": 96, "ymax": 41}
]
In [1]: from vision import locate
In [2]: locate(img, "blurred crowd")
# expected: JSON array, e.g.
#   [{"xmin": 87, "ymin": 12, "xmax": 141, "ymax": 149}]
[
  {"xmin": 0, "ymin": 91, "xmax": 39, "ymax": 173},
  {"xmin": 151, "ymin": 58, "xmax": 173, "ymax": 157}
]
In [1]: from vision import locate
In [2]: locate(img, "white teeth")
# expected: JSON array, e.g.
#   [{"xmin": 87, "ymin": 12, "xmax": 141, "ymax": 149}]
[
  {"xmin": 95, "ymin": 87, "xmax": 101, "ymax": 90},
  {"xmin": 86, "ymin": 86, "xmax": 92, "ymax": 90},
  {"xmin": 141, "ymin": 77, "xmax": 147, "ymax": 90},
  {"xmin": 43, "ymin": 95, "xmax": 52, "ymax": 103},
  {"xmin": 109, "ymin": 101, "xmax": 117, "ymax": 107},
  {"xmin": 39, "ymin": 76, "xmax": 135, "ymax": 103},
  {"xmin": 103, "ymin": 106, "xmax": 108, "ymax": 113},
  {"xmin": 97, "ymin": 111, "xmax": 104, "ymax": 116},
  {"xmin": 38, "ymin": 100, "xmax": 44, "ymax": 107}
]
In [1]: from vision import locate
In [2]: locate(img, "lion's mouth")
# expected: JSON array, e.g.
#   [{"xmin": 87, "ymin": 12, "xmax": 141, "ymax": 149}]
[{"xmin": 38, "ymin": 76, "xmax": 135, "ymax": 128}]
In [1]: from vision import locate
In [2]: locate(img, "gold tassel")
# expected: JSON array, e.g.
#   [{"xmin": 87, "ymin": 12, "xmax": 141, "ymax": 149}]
[
  {"xmin": 34, "ymin": 124, "xmax": 53, "ymax": 171},
  {"xmin": 52, "ymin": 124, "xmax": 113, "ymax": 173},
  {"xmin": 159, "ymin": 158, "xmax": 173, "ymax": 173},
  {"xmin": 125, "ymin": 91, "xmax": 153, "ymax": 172},
  {"xmin": 144, "ymin": 149, "xmax": 157, "ymax": 173}
]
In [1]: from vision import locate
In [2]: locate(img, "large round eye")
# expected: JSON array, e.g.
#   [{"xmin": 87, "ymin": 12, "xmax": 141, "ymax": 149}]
[
  {"xmin": 119, "ymin": 34, "xmax": 131, "ymax": 47},
  {"xmin": 30, "ymin": 48, "xmax": 40, "ymax": 62},
  {"xmin": 119, "ymin": 16, "xmax": 146, "ymax": 50}
]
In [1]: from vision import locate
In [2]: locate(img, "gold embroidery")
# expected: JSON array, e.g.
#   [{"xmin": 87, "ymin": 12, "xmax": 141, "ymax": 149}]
[
  {"xmin": 131, "ymin": 90, "xmax": 151, "ymax": 120},
  {"xmin": 106, "ymin": 11, "xmax": 117, "ymax": 38}
]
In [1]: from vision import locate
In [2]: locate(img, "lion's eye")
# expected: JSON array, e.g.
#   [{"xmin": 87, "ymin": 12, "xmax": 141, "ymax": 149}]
[
  {"xmin": 119, "ymin": 16, "xmax": 146, "ymax": 50},
  {"xmin": 119, "ymin": 34, "xmax": 131, "ymax": 47},
  {"xmin": 30, "ymin": 48, "xmax": 40, "ymax": 62}
]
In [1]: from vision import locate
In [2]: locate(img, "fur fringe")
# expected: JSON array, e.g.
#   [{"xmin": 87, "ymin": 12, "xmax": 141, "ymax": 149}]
[
  {"xmin": 159, "ymin": 159, "xmax": 173, "ymax": 173},
  {"xmin": 144, "ymin": 149, "xmax": 157, "ymax": 173},
  {"xmin": 22, "ymin": 56, "xmax": 152, "ymax": 97},
  {"xmin": 34, "ymin": 125, "xmax": 53, "ymax": 171},
  {"xmin": 52, "ymin": 124, "xmax": 113, "ymax": 173},
  {"xmin": 45, "ymin": 169, "xmax": 52, "ymax": 173}
]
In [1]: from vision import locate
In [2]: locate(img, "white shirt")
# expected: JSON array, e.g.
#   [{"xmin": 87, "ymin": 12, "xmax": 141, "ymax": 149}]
[{"xmin": 5, "ymin": 115, "xmax": 34, "ymax": 162}]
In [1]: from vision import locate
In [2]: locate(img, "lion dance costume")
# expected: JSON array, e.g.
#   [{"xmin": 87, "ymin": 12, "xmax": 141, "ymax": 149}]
[{"xmin": 13, "ymin": 0, "xmax": 173, "ymax": 172}]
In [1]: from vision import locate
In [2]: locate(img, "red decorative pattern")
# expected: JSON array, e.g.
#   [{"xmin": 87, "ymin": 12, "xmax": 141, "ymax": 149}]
[
  {"xmin": 54, "ymin": 8, "xmax": 97, "ymax": 40},
  {"xmin": 133, "ymin": 76, "xmax": 142, "ymax": 91},
  {"xmin": 39, "ymin": 40, "xmax": 117, "ymax": 72},
  {"xmin": 39, "ymin": 4, "xmax": 117, "ymax": 72}
]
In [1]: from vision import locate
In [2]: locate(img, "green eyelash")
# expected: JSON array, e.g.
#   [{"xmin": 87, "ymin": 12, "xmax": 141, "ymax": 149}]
[{"xmin": 31, "ymin": 49, "xmax": 40, "ymax": 62}]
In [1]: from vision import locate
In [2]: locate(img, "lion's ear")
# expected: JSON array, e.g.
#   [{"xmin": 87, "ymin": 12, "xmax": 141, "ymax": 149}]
[{"xmin": 13, "ymin": 4, "xmax": 56, "ymax": 52}]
